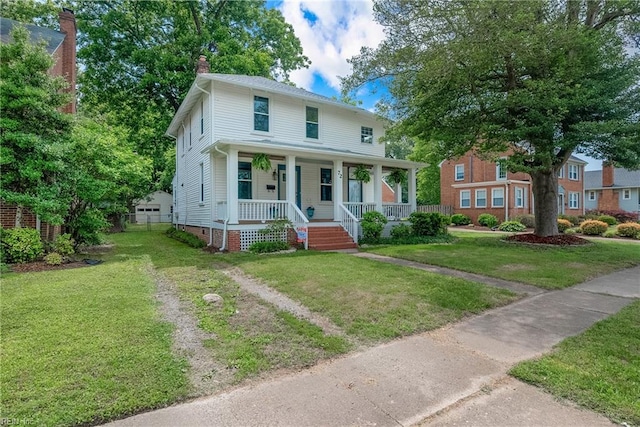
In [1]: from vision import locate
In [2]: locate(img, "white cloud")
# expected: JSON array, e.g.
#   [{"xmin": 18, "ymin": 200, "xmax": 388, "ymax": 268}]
[{"xmin": 278, "ymin": 0, "xmax": 385, "ymax": 91}]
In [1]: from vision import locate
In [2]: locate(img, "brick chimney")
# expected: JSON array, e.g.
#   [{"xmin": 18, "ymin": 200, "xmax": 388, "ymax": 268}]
[
  {"xmin": 196, "ymin": 55, "xmax": 210, "ymax": 74},
  {"xmin": 58, "ymin": 8, "xmax": 76, "ymax": 114},
  {"xmin": 602, "ymin": 162, "xmax": 614, "ymax": 187}
]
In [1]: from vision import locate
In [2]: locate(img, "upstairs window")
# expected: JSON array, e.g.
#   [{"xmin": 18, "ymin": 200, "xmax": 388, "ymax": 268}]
[
  {"xmin": 200, "ymin": 100, "xmax": 204, "ymax": 134},
  {"xmin": 320, "ymin": 168, "xmax": 332, "ymax": 201},
  {"xmin": 558, "ymin": 165, "xmax": 564, "ymax": 179},
  {"xmin": 568, "ymin": 164, "xmax": 579, "ymax": 180},
  {"xmin": 238, "ymin": 161, "xmax": 252, "ymax": 199},
  {"xmin": 496, "ymin": 159, "xmax": 507, "ymax": 180},
  {"xmin": 254, "ymin": 96, "xmax": 269, "ymax": 132},
  {"xmin": 306, "ymin": 106, "xmax": 319, "ymax": 139},
  {"xmin": 361, "ymin": 126, "xmax": 373, "ymax": 143},
  {"xmin": 455, "ymin": 164, "xmax": 464, "ymax": 181}
]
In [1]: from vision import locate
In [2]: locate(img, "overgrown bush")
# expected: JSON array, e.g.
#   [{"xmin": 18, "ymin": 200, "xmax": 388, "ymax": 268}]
[
  {"xmin": 617, "ymin": 222, "xmax": 640, "ymax": 238},
  {"xmin": 0, "ymin": 227, "xmax": 44, "ymax": 263},
  {"xmin": 558, "ymin": 214, "xmax": 581, "ymax": 226},
  {"xmin": 165, "ymin": 227, "xmax": 207, "ymax": 248},
  {"xmin": 587, "ymin": 209, "xmax": 638, "ymax": 224},
  {"xmin": 361, "ymin": 211, "xmax": 388, "ymax": 241},
  {"xmin": 50, "ymin": 233, "xmax": 75, "ymax": 256},
  {"xmin": 248, "ymin": 241, "xmax": 290, "ymax": 253},
  {"xmin": 409, "ymin": 212, "xmax": 449, "ymax": 236},
  {"xmin": 477, "ymin": 213, "xmax": 499, "ymax": 228},
  {"xmin": 514, "ymin": 214, "xmax": 535, "ymax": 228},
  {"xmin": 557, "ymin": 219, "xmax": 572, "ymax": 233},
  {"xmin": 450, "ymin": 213, "xmax": 472, "ymax": 226},
  {"xmin": 68, "ymin": 208, "xmax": 110, "ymax": 245},
  {"xmin": 597, "ymin": 215, "xmax": 618, "ymax": 226},
  {"xmin": 390, "ymin": 223, "xmax": 413, "ymax": 239},
  {"xmin": 44, "ymin": 252, "xmax": 64, "ymax": 265},
  {"xmin": 580, "ymin": 220, "xmax": 609, "ymax": 236},
  {"xmin": 498, "ymin": 221, "xmax": 526, "ymax": 232}
]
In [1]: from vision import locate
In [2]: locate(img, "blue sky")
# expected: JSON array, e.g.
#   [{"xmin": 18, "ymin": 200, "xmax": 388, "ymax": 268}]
[{"xmin": 271, "ymin": 0, "xmax": 600, "ymax": 170}]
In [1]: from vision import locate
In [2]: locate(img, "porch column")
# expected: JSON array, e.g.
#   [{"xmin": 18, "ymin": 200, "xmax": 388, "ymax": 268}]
[
  {"xmin": 395, "ymin": 183, "xmax": 402, "ymax": 203},
  {"xmin": 333, "ymin": 159, "xmax": 343, "ymax": 220},
  {"xmin": 373, "ymin": 164, "xmax": 383, "ymax": 212},
  {"xmin": 408, "ymin": 168, "xmax": 417, "ymax": 212},
  {"xmin": 286, "ymin": 154, "xmax": 296, "ymax": 207},
  {"xmin": 228, "ymin": 148, "xmax": 239, "ymax": 224}
]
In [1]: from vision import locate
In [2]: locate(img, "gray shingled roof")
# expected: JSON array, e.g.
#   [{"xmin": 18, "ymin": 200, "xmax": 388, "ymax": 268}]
[
  {"xmin": 0, "ymin": 17, "xmax": 64, "ymax": 54},
  {"xmin": 585, "ymin": 168, "xmax": 640, "ymax": 189}
]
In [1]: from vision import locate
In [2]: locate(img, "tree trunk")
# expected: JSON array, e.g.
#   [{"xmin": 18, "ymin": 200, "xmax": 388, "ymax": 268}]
[
  {"xmin": 14, "ymin": 204, "xmax": 23, "ymax": 228},
  {"xmin": 531, "ymin": 170, "xmax": 559, "ymax": 236}
]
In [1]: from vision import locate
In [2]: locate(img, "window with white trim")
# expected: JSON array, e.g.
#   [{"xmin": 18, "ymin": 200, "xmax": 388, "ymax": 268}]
[
  {"xmin": 558, "ymin": 165, "xmax": 564, "ymax": 179},
  {"xmin": 569, "ymin": 192, "xmax": 579, "ymax": 209},
  {"xmin": 320, "ymin": 168, "xmax": 332, "ymax": 201},
  {"xmin": 588, "ymin": 191, "xmax": 596, "ymax": 201},
  {"xmin": 622, "ymin": 189, "xmax": 631, "ymax": 200},
  {"xmin": 492, "ymin": 188, "xmax": 504, "ymax": 207},
  {"xmin": 568, "ymin": 164, "xmax": 579, "ymax": 180},
  {"xmin": 199, "ymin": 162, "xmax": 204, "ymax": 202},
  {"xmin": 306, "ymin": 106, "xmax": 319, "ymax": 139},
  {"xmin": 515, "ymin": 187, "xmax": 524, "ymax": 208},
  {"xmin": 189, "ymin": 119, "xmax": 192, "ymax": 147},
  {"xmin": 361, "ymin": 126, "xmax": 373, "ymax": 143},
  {"xmin": 238, "ymin": 161, "xmax": 252, "ymax": 199},
  {"xmin": 455, "ymin": 164, "xmax": 464, "ymax": 181},
  {"xmin": 254, "ymin": 96, "xmax": 269, "ymax": 132},
  {"xmin": 200, "ymin": 100, "xmax": 204, "ymax": 135},
  {"xmin": 460, "ymin": 190, "xmax": 471, "ymax": 208},
  {"xmin": 496, "ymin": 159, "xmax": 507, "ymax": 180},
  {"xmin": 475, "ymin": 189, "xmax": 487, "ymax": 208},
  {"xmin": 180, "ymin": 129, "xmax": 184, "ymax": 154}
]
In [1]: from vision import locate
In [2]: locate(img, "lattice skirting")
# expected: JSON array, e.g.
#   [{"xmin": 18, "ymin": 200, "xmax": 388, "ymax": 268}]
[{"xmin": 239, "ymin": 230, "xmax": 288, "ymax": 251}]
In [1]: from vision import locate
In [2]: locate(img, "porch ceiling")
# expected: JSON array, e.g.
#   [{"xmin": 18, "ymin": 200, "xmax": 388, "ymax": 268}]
[{"xmin": 203, "ymin": 138, "xmax": 427, "ymax": 169}]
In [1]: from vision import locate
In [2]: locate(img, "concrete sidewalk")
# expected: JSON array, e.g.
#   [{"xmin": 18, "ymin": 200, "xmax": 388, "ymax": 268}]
[{"xmin": 106, "ymin": 264, "xmax": 639, "ymax": 427}]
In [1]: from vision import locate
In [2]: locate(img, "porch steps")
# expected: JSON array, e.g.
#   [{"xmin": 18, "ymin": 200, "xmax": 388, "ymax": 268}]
[{"xmin": 308, "ymin": 226, "xmax": 358, "ymax": 251}]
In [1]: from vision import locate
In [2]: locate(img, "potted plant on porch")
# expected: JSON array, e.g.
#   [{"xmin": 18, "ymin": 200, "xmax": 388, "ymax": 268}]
[
  {"xmin": 353, "ymin": 164, "xmax": 371, "ymax": 183},
  {"xmin": 306, "ymin": 205, "xmax": 315, "ymax": 218},
  {"xmin": 251, "ymin": 153, "xmax": 272, "ymax": 172}
]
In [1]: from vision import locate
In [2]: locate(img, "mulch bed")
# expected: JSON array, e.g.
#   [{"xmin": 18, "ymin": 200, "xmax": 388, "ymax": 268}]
[
  {"xmin": 8, "ymin": 259, "xmax": 102, "ymax": 273},
  {"xmin": 505, "ymin": 233, "xmax": 591, "ymax": 246}
]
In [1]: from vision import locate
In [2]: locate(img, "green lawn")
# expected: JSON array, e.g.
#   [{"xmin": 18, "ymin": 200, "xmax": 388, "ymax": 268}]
[
  {"xmin": 363, "ymin": 231, "xmax": 640, "ymax": 289},
  {"xmin": 223, "ymin": 251, "xmax": 518, "ymax": 342},
  {"xmin": 0, "ymin": 257, "xmax": 188, "ymax": 426},
  {"xmin": 511, "ymin": 301, "xmax": 640, "ymax": 425}
]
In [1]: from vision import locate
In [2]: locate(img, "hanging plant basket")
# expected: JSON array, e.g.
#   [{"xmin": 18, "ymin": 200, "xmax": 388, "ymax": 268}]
[
  {"xmin": 252, "ymin": 153, "xmax": 272, "ymax": 172},
  {"xmin": 353, "ymin": 164, "xmax": 371, "ymax": 183},
  {"xmin": 387, "ymin": 168, "xmax": 407, "ymax": 186}
]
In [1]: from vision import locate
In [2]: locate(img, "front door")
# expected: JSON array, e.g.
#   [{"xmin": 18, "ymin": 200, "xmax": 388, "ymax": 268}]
[{"xmin": 278, "ymin": 164, "xmax": 301, "ymax": 209}]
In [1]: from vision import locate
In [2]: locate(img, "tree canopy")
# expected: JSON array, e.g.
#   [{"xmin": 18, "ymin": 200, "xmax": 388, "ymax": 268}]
[{"xmin": 344, "ymin": 0, "xmax": 640, "ymax": 236}]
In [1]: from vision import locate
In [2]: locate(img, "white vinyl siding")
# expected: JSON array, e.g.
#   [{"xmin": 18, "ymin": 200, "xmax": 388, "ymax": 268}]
[
  {"xmin": 492, "ymin": 188, "xmax": 504, "ymax": 207},
  {"xmin": 569, "ymin": 192, "xmax": 579, "ymax": 209},
  {"xmin": 460, "ymin": 190, "xmax": 471, "ymax": 208},
  {"xmin": 455, "ymin": 164, "xmax": 464, "ymax": 181},
  {"xmin": 475, "ymin": 189, "xmax": 487, "ymax": 208}
]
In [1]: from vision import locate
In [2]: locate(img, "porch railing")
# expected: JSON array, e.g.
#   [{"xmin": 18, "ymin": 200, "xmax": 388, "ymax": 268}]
[
  {"xmin": 382, "ymin": 203, "xmax": 412, "ymax": 220},
  {"xmin": 343, "ymin": 202, "xmax": 376, "ymax": 219},
  {"xmin": 238, "ymin": 200, "xmax": 288, "ymax": 221},
  {"xmin": 288, "ymin": 202, "xmax": 309, "ymax": 250},
  {"xmin": 338, "ymin": 203, "xmax": 359, "ymax": 244}
]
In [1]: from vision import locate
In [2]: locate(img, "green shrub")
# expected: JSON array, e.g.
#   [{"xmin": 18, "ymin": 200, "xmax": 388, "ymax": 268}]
[
  {"xmin": 498, "ymin": 221, "xmax": 526, "ymax": 232},
  {"xmin": 477, "ymin": 213, "xmax": 499, "ymax": 228},
  {"xmin": 248, "ymin": 241, "xmax": 290, "ymax": 253},
  {"xmin": 616, "ymin": 222, "xmax": 640, "ymax": 238},
  {"xmin": 565, "ymin": 227, "xmax": 578, "ymax": 235},
  {"xmin": 557, "ymin": 219, "xmax": 572, "ymax": 233},
  {"xmin": 50, "ymin": 233, "xmax": 75, "ymax": 256},
  {"xmin": 514, "ymin": 214, "xmax": 535, "ymax": 228},
  {"xmin": 603, "ymin": 229, "xmax": 617, "ymax": 238},
  {"xmin": 450, "ymin": 213, "xmax": 472, "ymax": 226},
  {"xmin": 390, "ymin": 223, "xmax": 413, "ymax": 239},
  {"xmin": 408, "ymin": 212, "xmax": 449, "ymax": 236},
  {"xmin": 361, "ymin": 211, "xmax": 388, "ymax": 241},
  {"xmin": 580, "ymin": 220, "xmax": 608, "ymax": 236},
  {"xmin": 597, "ymin": 215, "xmax": 617, "ymax": 226},
  {"xmin": 558, "ymin": 214, "xmax": 581, "ymax": 226},
  {"xmin": 68, "ymin": 208, "xmax": 110, "ymax": 245},
  {"xmin": 0, "ymin": 227, "xmax": 44, "ymax": 263},
  {"xmin": 44, "ymin": 252, "xmax": 64, "ymax": 265},
  {"xmin": 165, "ymin": 227, "xmax": 207, "ymax": 248}
]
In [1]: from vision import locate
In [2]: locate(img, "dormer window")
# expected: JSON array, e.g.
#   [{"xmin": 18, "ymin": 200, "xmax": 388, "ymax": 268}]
[
  {"xmin": 306, "ymin": 106, "xmax": 318, "ymax": 139},
  {"xmin": 254, "ymin": 96, "xmax": 269, "ymax": 132},
  {"xmin": 361, "ymin": 126, "xmax": 373, "ymax": 143}
]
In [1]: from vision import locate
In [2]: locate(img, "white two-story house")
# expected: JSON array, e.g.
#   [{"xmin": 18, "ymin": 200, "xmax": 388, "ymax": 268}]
[{"xmin": 167, "ymin": 63, "xmax": 422, "ymax": 251}]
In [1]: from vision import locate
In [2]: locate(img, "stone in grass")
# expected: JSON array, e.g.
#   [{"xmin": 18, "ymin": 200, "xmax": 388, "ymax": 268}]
[{"xmin": 203, "ymin": 293, "xmax": 223, "ymax": 306}]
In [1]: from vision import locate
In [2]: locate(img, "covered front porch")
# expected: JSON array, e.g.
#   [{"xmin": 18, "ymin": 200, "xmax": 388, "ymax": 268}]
[{"xmin": 205, "ymin": 139, "xmax": 423, "ymax": 249}]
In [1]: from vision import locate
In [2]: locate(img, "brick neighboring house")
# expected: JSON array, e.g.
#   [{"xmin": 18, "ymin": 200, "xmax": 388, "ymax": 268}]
[
  {"xmin": 0, "ymin": 10, "xmax": 77, "ymax": 240},
  {"xmin": 440, "ymin": 151, "xmax": 586, "ymax": 223},
  {"xmin": 585, "ymin": 164, "xmax": 640, "ymax": 218}
]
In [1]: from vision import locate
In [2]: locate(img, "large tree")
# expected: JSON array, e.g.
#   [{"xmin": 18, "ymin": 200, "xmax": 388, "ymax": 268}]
[
  {"xmin": 0, "ymin": 25, "xmax": 73, "ymax": 226},
  {"xmin": 344, "ymin": 0, "xmax": 640, "ymax": 236},
  {"xmin": 75, "ymin": 0, "xmax": 309, "ymax": 188}
]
